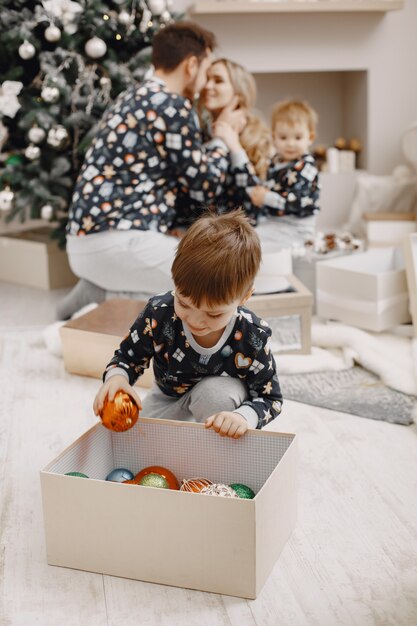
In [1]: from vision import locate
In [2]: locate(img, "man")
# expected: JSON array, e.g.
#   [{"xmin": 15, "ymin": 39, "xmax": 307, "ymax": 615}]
[{"xmin": 59, "ymin": 22, "xmax": 251, "ymax": 319}]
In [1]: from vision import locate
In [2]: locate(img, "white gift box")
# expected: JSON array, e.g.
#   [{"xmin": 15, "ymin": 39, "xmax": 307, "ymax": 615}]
[
  {"xmin": 40, "ymin": 418, "xmax": 297, "ymax": 599},
  {"xmin": 363, "ymin": 212, "xmax": 416, "ymax": 248},
  {"xmin": 316, "ymin": 247, "xmax": 411, "ymax": 331}
]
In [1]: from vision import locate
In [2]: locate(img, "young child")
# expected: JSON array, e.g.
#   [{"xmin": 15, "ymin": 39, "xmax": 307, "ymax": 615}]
[
  {"xmin": 93, "ymin": 209, "xmax": 283, "ymax": 438},
  {"xmin": 249, "ymin": 99, "xmax": 320, "ymax": 249}
]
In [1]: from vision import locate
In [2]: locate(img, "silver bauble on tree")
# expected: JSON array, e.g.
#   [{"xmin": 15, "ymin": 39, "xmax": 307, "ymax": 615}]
[
  {"xmin": 28, "ymin": 126, "xmax": 46, "ymax": 144},
  {"xmin": 25, "ymin": 144, "xmax": 41, "ymax": 160},
  {"xmin": 0, "ymin": 187, "xmax": 14, "ymax": 212},
  {"xmin": 47, "ymin": 125, "xmax": 69, "ymax": 149},
  {"xmin": 44, "ymin": 25, "xmax": 61, "ymax": 42},
  {"xmin": 18, "ymin": 40, "xmax": 36, "ymax": 60},
  {"xmin": 41, "ymin": 86, "xmax": 60, "ymax": 103},
  {"xmin": 118, "ymin": 10, "xmax": 131, "ymax": 25},
  {"xmin": 84, "ymin": 37, "xmax": 107, "ymax": 59},
  {"xmin": 148, "ymin": 0, "xmax": 166, "ymax": 16},
  {"xmin": 40, "ymin": 204, "xmax": 54, "ymax": 220}
]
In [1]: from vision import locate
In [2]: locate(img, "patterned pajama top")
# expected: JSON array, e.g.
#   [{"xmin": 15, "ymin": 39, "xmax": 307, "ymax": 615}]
[
  {"xmin": 104, "ymin": 291, "xmax": 283, "ymax": 430},
  {"xmin": 67, "ymin": 76, "xmax": 254, "ymax": 237}
]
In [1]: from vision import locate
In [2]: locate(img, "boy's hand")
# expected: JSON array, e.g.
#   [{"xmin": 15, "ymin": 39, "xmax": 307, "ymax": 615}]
[
  {"xmin": 93, "ymin": 375, "xmax": 142, "ymax": 417},
  {"xmin": 205, "ymin": 411, "xmax": 248, "ymax": 439},
  {"xmin": 248, "ymin": 185, "xmax": 268, "ymax": 207}
]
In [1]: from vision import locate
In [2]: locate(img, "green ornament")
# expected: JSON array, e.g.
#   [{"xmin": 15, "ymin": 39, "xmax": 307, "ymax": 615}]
[
  {"xmin": 229, "ymin": 483, "xmax": 255, "ymax": 499},
  {"xmin": 65, "ymin": 472, "xmax": 89, "ymax": 478},
  {"xmin": 5, "ymin": 154, "xmax": 24, "ymax": 167},
  {"xmin": 139, "ymin": 473, "xmax": 170, "ymax": 489}
]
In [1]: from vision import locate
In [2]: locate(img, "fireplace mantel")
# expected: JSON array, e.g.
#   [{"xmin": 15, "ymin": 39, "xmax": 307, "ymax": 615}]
[{"xmin": 190, "ymin": 1, "xmax": 404, "ymax": 15}]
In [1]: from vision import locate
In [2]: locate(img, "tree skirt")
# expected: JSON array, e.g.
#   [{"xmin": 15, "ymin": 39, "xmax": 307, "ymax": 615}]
[{"xmin": 280, "ymin": 366, "xmax": 416, "ymax": 425}]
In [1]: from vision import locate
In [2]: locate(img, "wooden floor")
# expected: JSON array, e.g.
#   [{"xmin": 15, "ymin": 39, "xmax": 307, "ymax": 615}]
[{"xmin": 1, "ymin": 281, "xmax": 417, "ymax": 626}]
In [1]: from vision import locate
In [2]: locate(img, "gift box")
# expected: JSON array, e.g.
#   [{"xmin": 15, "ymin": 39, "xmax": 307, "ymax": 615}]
[
  {"xmin": 0, "ymin": 227, "xmax": 77, "ymax": 290},
  {"xmin": 316, "ymin": 247, "xmax": 410, "ymax": 331},
  {"xmin": 40, "ymin": 417, "xmax": 297, "ymax": 599},
  {"xmin": 364, "ymin": 212, "xmax": 416, "ymax": 248}
]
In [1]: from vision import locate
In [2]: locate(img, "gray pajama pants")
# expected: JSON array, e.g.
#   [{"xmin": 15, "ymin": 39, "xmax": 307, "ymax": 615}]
[{"xmin": 141, "ymin": 376, "xmax": 248, "ymax": 423}]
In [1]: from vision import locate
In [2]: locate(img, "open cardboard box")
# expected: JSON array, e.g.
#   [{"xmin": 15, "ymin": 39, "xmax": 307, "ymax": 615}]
[
  {"xmin": 0, "ymin": 227, "xmax": 77, "ymax": 290},
  {"xmin": 40, "ymin": 417, "xmax": 297, "ymax": 599},
  {"xmin": 316, "ymin": 247, "xmax": 410, "ymax": 331},
  {"xmin": 404, "ymin": 233, "xmax": 417, "ymax": 337}
]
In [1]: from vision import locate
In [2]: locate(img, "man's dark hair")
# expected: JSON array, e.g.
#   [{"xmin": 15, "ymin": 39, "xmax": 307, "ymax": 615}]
[{"xmin": 151, "ymin": 21, "xmax": 216, "ymax": 72}]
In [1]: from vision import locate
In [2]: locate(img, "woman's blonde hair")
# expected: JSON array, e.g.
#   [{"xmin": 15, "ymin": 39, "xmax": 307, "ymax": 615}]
[{"xmin": 203, "ymin": 58, "xmax": 273, "ymax": 180}]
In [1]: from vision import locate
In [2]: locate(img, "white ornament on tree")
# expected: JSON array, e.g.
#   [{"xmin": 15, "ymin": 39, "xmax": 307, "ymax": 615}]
[
  {"xmin": 84, "ymin": 37, "xmax": 107, "ymax": 59},
  {"xmin": 18, "ymin": 40, "xmax": 36, "ymax": 60},
  {"xmin": 118, "ymin": 10, "xmax": 131, "ymax": 25},
  {"xmin": 41, "ymin": 204, "xmax": 54, "ymax": 220},
  {"xmin": 28, "ymin": 126, "xmax": 46, "ymax": 144},
  {"xmin": 25, "ymin": 144, "xmax": 41, "ymax": 160},
  {"xmin": 41, "ymin": 86, "xmax": 60, "ymax": 103},
  {"xmin": 148, "ymin": 0, "xmax": 166, "ymax": 16},
  {"xmin": 47, "ymin": 125, "xmax": 69, "ymax": 149},
  {"xmin": 0, "ymin": 188, "xmax": 14, "ymax": 212},
  {"xmin": 44, "ymin": 24, "xmax": 62, "ymax": 42}
]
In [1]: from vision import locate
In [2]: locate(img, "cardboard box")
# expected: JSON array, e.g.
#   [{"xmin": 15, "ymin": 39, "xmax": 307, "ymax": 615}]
[
  {"xmin": 364, "ymin": 212, "xmax": 416, "ymax": 247},
  {"xmin": 403, "ymin": 233, "xmax": 417, "ymax": 337},
  {"xmin": 316, "ymin": 247, "xmax": 411, "ymax": 331},
  {"xmin": 60, "ymin": 299, "xmax": 154, "ymax": 388},
  {"xmin": 40, "ymin": 417, "xmax": 297, "ymax": 599},
  {"xmin": 0, "ymin": 227, "xmax": 77, "ymax": 290}
]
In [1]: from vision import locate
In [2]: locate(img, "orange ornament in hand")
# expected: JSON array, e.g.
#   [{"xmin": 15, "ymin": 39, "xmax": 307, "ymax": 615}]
[
  {"xmin": 133, "ymin": 465, "xmax": 179, "ymax": 490},
  {"xmin": 100, "ymin": 390, "xmax": 139, "ymax": 432}
]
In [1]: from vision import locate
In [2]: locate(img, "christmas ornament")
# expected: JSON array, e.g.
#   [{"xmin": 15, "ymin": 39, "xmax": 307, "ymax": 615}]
[
  {"xmin": 0, "ymin": 81, "xmax": 23, "ymax": 119},
  {"xmin": 25, "ymin": 144, "xmax": 41, "ymax": 160},
  {"xmin": 200, "ymin": 484, "xmax": 238, "ymax": 498},
  {"xmin": 148, "ymin": 0, "xmax": 166, "ymax": 15},
  {"xmin": 134, "ymin": 465, "xmax": 179, "ymax": 489},
  {"xmin": 99, "ymin": 390, "xmax": 139, "ymax": 432},
  {"xmin": 229, "ymin": 483, "xmax": 255, "ymax": 499},
  {"xmin": 65, "ymin": 472, "xmax": 89, "ymax": 478},
  {"xmin": 106, "ymin": 468, "xmax": 134, "ymax": 482},
  {"xmin": 28, "ymin": 126, "xmax": 46, "ymax": 144},
  {"xmin": 85, "ymin": 37, "xmax": 107, "ymax": 59},
  {"xmin": 138, "ymin": 473, "xmax": 170, "ymax": 489},
  {"xmin": 44, "ymin": 24, "xmax": 61, "ymax": 42},
  {"xmin": 47, "ymin": 125, "xmax": 70, "ymax": 149},
  {"xmin": 41, "ymin": 86, "xmax": 60, "ymax": 103},
  {"xmin": 100, "ymin": 76, "xmax": 111, "ymax": 88},
  {"xmin": 0, "ymin": 187, "xmax": 14, "ymax": 212},
  {"xmin": 180, "ymin": 478, "xmax": 213, "ymax": 493},
  {"xmin": 5, "ymin": 154, "xmax": 24, "ymax": 167},
  {"xmin": 18, "ymin": 41, "xmax": 36, "ymax": 60},
  {"xmin": 41, "ymin": 204, "xmax": 54, "ymax": 220},
  {"xmin": 118, "ymin": 10, "xmax": 131, "ymax": 25}
]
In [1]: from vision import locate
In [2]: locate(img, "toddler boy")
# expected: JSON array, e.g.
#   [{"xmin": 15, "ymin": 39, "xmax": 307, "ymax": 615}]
[{"xmin": 94, "ymin": 209, "xmax": 283, "ymax": 438}]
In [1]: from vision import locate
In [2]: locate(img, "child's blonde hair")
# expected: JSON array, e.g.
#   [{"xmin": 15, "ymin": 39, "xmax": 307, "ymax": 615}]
[
  {"xmin": 171, "ymin": 209, "xmax": 261, "ymax": 307},
  {"xmin": 204, "ymin": 58, "xmax": 273, "ymax": 180},
  {"xmin": 271, "ymin": 100, "xmax": 318, "ymax": 135}
]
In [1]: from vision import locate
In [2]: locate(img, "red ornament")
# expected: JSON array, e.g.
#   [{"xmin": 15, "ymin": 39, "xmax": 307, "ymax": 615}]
[
  {"xmin": 100, "ymin": 390, "xmax": 139, "ymax": 432},
  {"xmin": 133, "ymin": 465, "xmax": 179, "ymax": 490},
  {"xmin": 180, "ymin": 478, "xmax": 213, "ymax": 493}
]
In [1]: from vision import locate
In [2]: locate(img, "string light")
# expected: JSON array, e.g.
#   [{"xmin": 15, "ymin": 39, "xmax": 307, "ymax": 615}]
[
  {"xmin": 103, "ymin": 14, "xmax": 110, "ymax": 20},
  {"xmin": 115, "ymin": 33, "xmax": 122, "ymax": 40}
]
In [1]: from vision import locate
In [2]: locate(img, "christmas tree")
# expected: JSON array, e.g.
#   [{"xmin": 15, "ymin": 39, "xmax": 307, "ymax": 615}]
[{"xmin": 0, "ymin": 0, "xmax": 177, "ymax": 246}]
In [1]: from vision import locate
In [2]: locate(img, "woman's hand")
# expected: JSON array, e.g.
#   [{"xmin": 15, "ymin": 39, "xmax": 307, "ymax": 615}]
[{"xmin": 248, "ymin": 185, "xmax": 268, "ymax": 207}]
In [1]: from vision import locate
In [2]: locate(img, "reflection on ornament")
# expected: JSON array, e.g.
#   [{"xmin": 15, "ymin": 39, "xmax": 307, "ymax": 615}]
[
  {"xmin": 229, "ymin": 483, "xmax": 255, "ymax": 499},
  {"xmin": 134, "ymin": 465, "xmax": 179, "ymax": 489},
  {"xmin": 41, "ymin": 204, "xmax": 54, "ymax": 221},
  {"xmin": 65, "ymin": 472, "xmax": 89, "ymax": 478},
  {"xmin": 180, "ymin": 477, "xmax": 213, "ymax": 493},
  {"xmin": 200, "ymin": 483, "xmax": 238, "ymax": 498},
  {"xmin": 118, "ymin": 10, "xmax": 131, "ymax": 25},
  {"xmin": 45, "ymin": 24, "xmax": 61, "ymax": 42},
  {"xmin": 25, "ymin": 144, "xmax": 41, "ymax": 160},
  {"xmin": 41, "ymin": 86, "xmax": 60, "ymax": 103},
  {"xmin": 148, "ymin": 0, "xmax": 166, "ymax": 15},
  {"xmin": 28, "ymin": 126, "xmax": 46, "ymax": 144},
  {"xmin": 100, "ymin": 390, "xmax": 139, "ymax": 432},
  {"xmin": 106, "ymin": 468, "xmax": 134, "ymax": 482},
  {"xmin": 85, "ymin": 36, "xmax": 107, "ymax": 59},
  {"xmin": 18, "ymin": 40, "xmax": 36, "ymax": 60},
  {"xmin": 47, "ymin": 125, "xmax": 69, "ymax": 149},
  {"xmin": 0, "ymin": 187, "xmax": 14, "ymax": 212}
]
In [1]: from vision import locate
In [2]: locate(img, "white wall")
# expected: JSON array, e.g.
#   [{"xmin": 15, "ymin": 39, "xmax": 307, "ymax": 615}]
[{"xmin": 180, "ymin": 0, "xmax": 417, "ymax": 175}]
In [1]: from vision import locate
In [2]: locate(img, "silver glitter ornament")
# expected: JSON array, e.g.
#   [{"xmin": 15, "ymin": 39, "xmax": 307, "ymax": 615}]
[
  {"xmin": 28, "ymin": 126, "xmax": 46, "ymax": 144},
  {"xmin": 200, "ymin": 483, "xmax": 239, "ymax": 498},
  {"xmin": 47, "ymin": 125, "xmax": 69, "ymax": 149},
  {"xmin": 41, "ymin": 86, "xmax": 60, "ymax": 103}
]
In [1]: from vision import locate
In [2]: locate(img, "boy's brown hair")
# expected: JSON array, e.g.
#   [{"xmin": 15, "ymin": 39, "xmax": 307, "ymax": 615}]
[
  {"xmin": 151, "ymin": 22, "xmax": 216, "ymax": 72},
  {"xmin": 171, "ymin": 209, "xmax": 261, "ymax": 307},
  {"xmin": 271, "ymin": 99, "xmax": 318, "ymax": 135}
]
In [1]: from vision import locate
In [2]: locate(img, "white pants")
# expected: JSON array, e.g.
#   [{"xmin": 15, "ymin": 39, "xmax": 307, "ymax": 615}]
[{"xmin": 67, "ymin": 230, "xmax": 179, "ymax": 299}]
